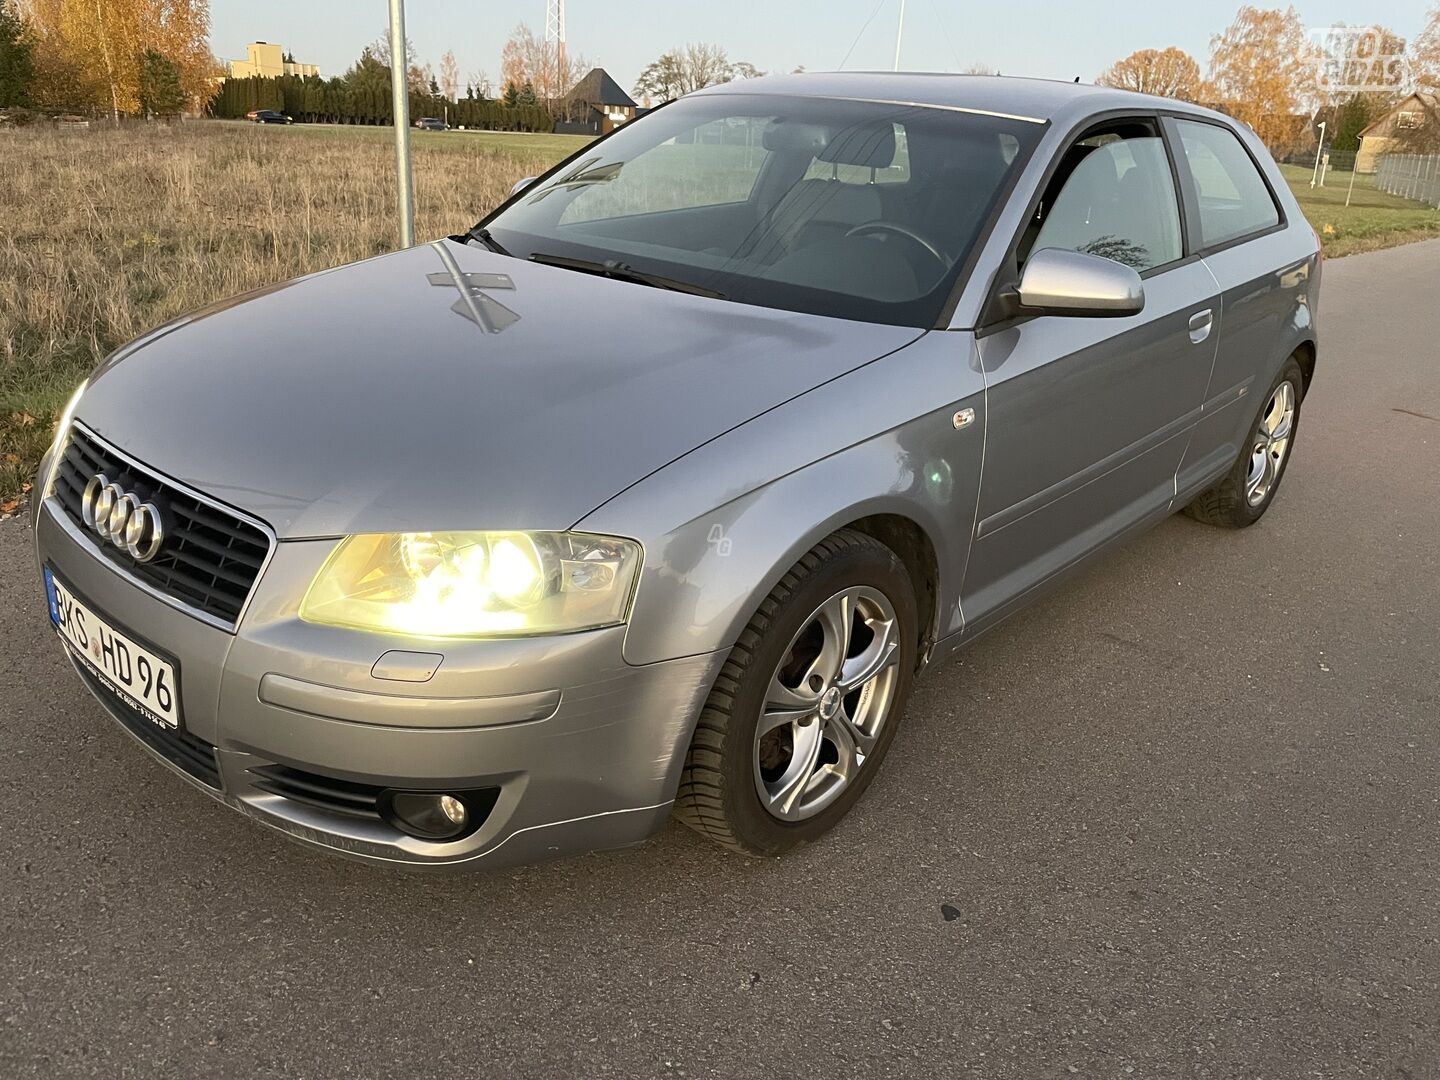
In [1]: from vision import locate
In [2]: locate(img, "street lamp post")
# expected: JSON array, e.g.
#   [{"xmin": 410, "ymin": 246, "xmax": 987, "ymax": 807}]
[
  {"xmin": 389, "ymin": 0, "xmax": 416, "ymax": 247},
  {"xmin": 1310, "ymin": 120, "xmax": 1326, "ymax": 190}
]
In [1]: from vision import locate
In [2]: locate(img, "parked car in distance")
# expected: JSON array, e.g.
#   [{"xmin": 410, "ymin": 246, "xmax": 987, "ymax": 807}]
[
  {"xmin": 246, "ymin": 109, "xmax": 293, "ymax": 125},
  {"xmin": 34, "ymin": 74, "xmax": 1319, "ymax": 871},
  {"xmin": 415, "ymin": 117, "xmax": 448, "ymax": 131}
]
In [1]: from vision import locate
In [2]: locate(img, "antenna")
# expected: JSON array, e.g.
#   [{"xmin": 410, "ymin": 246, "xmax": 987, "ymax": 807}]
[
  {"xmin": 546, "ymin": 0, "xmax": 567, "ymax": 84},
  {"xmin": 546, "ymin": 0, "xmax": 566, "ymax": 48},
  {"xmin": 893, "ymin": 0, "xmax": 906, "ymax": 72}
]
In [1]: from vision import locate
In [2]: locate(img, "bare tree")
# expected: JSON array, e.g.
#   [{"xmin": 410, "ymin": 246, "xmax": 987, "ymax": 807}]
[
  {"xmin": 370, "ymin": 27, "xmax": 429, "ymax": 94},
  {"xmin": 500, "ymin": 23, "xmax": 586, "ymax": 108},
  {"xmin": 634, "ymin": 43, "xmax": 763, "ymax": 103},
  {"xmin": 678, "ymin": 43, "xmax": 732, "ymax": 91},
  {"xmin": 438, "ymin": 49, "xmax": 461, "ymax": 102},
  {"xmin": 466, "ymin": 69, "xmax": 493, "ymax": 99}
]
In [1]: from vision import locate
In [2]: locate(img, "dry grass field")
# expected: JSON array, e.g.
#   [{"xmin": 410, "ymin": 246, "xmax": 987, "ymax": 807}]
[{"xmin": 0, "ymin": 121, "xmax": 589, "ymax": 504}]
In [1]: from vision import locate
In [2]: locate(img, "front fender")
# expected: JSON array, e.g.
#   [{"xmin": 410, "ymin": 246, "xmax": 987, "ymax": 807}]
[{"xmin": 579, "ymin": 332, "xmax": 987, "ymax": 666}]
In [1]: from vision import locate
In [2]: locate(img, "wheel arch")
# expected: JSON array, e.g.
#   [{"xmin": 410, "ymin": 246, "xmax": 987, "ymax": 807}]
[
  {"xmin": 842, "ymin": 513, "xmax": 941, "ymax": 667},
  {"xmin": 613, "ymin": 477, "xmax": 967, "ymax": 669},
  {"xmin": 1293, "ymin": 338, "xmax": 1317, "ymax": 398}
]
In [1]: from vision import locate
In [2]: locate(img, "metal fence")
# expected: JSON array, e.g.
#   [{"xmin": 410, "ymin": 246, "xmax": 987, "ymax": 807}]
[
  {"xmin": 1277, "ymin": 149, "xmax": 1358, "ymax": 174},
  {"xmin": 1376, "ymin": 154, "xmax": 1440, "ymax": 208}
]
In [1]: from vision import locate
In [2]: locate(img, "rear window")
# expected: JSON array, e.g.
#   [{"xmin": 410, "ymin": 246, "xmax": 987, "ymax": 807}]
[
  {"xmin": 803, "ymin": 123, "xmax": 912, "ymax": 185},
  {"xmin": 1174, "ymin": 119, "xmax": 1281, "ymax": 248}
]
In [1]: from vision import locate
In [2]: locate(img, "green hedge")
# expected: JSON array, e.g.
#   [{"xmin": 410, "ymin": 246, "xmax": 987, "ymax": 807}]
[{"xmin": 209, "ymin": 75, "xmax": 554, "ymax": 133}]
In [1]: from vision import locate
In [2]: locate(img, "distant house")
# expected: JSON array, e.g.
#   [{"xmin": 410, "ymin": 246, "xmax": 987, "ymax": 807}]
[
  {"xmin": 1356, "ymin": 92, "xmax": 1439, "ymax": 173},
  {"xmin": 227, "ymin": 42, "xmax": 319, "ymax": 80},
  {"xmin": 558, "ymin": 68, "xmax": 638, "ymax": 136}
]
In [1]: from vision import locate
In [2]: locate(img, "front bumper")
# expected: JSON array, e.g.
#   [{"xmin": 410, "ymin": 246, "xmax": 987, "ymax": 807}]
[{"xmin": 34, "ymin": 490, "xmax": 724, "ymax": 869}]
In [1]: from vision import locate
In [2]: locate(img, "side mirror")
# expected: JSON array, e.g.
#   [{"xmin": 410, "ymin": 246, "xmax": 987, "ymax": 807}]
[
  {"xmin": 1014, "ymin": 248, "xmax": 1144, "ymax": 318},
  {"xmin": 510, "ymin": 176, "xmax": 538, "ymax": 197}
]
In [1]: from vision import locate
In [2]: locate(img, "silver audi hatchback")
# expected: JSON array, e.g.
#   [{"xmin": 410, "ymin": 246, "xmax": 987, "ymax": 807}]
[{"xmin": 34, "ymin": 74, "xmax": 1319, "ymax": 868}]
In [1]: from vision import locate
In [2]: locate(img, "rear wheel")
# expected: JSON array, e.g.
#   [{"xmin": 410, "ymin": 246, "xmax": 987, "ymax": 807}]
[
  {"xmin": 674, "ymin": 529, "xmax": 918, "ymax": 855},
  {"xmin": 1184, "ymin": 357, "xmax": 1304, "ymax": 528}
]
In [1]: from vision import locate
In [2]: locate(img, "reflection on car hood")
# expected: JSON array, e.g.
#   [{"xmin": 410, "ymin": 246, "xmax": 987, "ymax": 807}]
[{"xmin": 76, "ymin": 240, "xmax": 924, "ymax": 538}]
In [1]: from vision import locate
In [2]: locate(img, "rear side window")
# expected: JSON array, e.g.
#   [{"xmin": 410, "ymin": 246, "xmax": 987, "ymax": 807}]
[{"xmin": 1174, "ymin": 119, "xmax": 1280, "ymax": 248}]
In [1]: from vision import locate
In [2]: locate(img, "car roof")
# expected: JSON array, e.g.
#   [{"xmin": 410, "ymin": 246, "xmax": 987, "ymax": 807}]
[{"xmin": 691, "ymin": 72, "xmax": 1228, "ymax": 127}]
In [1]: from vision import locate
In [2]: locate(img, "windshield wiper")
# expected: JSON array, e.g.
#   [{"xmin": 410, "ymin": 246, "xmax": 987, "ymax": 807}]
[
  {"xmin": 464, "ymin": 226, "xmax": 511, "ymax": 257},
  {"xmin": 528, "ymin": 253, "xmax": 726, "ymax": 300}
]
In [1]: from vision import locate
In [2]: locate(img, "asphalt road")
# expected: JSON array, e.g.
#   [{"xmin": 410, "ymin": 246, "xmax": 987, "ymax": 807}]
[{"xmin": 3, "ymin": 239, "xmax": 1438, "ymax": 1080}]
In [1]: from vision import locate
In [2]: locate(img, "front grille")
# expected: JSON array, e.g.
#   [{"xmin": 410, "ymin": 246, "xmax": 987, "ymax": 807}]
[
  {"xmin": 72, "ymin": 657, "xmax": 222, "ymax": 789},
  {"xmin": 52, "ymin": 425, "xmax": 272, "ymax": 628},
  {"xmin": 249, "ymin": 764, "xmax": 385, "ymax": 819}
]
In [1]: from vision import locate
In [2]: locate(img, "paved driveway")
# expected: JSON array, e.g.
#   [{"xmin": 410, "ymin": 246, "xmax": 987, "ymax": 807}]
[{"xmin": 2, "ymin": 240, "xmax": 1437, "ymax": 1079}]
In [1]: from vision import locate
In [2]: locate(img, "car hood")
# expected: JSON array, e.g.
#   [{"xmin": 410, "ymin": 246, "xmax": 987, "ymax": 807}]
[{"xmin": 76, "ymin": 240, "xmax": 923, "ymax": 539}]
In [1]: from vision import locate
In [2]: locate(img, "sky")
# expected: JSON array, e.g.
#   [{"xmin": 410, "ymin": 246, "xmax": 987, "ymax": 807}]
[{"xmin": 209, "ymin": 0, "xmax": 1432, "ymax": 96}]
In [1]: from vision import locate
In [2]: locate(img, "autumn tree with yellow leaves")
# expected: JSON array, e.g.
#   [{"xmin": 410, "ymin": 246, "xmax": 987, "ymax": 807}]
[
  {"xmin": 18, "ymin": 0, "xmax": 217, "ymax": 118},
  {"xmin": 1096, "ymin": 47, "xmax": 1205, "ymax": 101},
  {"xmin": 1206, "ymin": 5, "xmax": 1318, "ymax": 153},
  {"xmin": 1415, "ymin": 5, "xmax": 1440, "ymax": 92}
]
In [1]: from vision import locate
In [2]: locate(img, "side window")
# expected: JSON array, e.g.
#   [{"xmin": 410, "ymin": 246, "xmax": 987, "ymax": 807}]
[
  {"xmin": 1174, "ymin": 119, "xmax": 1280, "ymax": 248},
  {"xmin": 1028, "ymin": 134, "xmax": 1183, "ymax": 272}
]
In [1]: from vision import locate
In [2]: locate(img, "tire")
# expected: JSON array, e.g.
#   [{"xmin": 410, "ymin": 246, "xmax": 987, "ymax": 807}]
[
  {"xmin": 674, "ymin": 529, "xmax": 919, "ymax": 855},
  {"xmin": 1184, "ymin": 357, "xmax": 1304, "ymax": 528}
]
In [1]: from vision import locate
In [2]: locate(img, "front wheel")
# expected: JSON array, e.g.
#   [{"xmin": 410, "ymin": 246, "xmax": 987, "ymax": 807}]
[
  {"xmin": 1184, "ymin": 357, "xmax": 1304, "ymax": 528},
  {"xmin": 674, "ymin": 529, "xmax": 918, "ymax": 855}
]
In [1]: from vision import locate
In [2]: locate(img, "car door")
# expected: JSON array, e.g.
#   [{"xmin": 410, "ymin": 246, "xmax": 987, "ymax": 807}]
[
  {"xmin": 1163, "ymin": 116, "xmax": 1316, "ymax": 498},
  {"xmin": 960, "ymin": 118, "xmax": 1220, "ymax": 632}
]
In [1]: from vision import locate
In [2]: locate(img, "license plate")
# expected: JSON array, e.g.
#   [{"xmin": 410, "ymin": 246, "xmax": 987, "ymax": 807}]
[{"xmin": 45, "ymin": 568, "xmax": 180, "ymax": 729}]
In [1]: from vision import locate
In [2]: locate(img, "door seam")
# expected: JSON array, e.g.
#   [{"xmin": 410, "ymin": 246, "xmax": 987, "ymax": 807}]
[{"xmin": 1167, "ymin": 256, "xmax": 1226, "ymax": 508}]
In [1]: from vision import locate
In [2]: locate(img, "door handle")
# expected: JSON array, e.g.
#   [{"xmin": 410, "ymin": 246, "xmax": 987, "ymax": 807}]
[{"xmin": 1188, "ymin": 309, "xmax": 1214, "ymax": 344}]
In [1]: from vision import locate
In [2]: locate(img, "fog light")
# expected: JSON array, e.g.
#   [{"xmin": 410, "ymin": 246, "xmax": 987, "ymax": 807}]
[
  {"xmin": 439, "ymin": 794, "xmax": 466, "ymax": 825},
  {"xmin": 381, "ymin": 791, "xmax": 473, "ymax": 841}
]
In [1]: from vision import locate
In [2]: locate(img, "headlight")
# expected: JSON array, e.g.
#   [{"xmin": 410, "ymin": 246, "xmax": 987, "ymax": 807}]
[
  {"xmin": 299, "ymin": 531, "xmax": 642, "ymax": 638},
  {"xmin": 43, "ymin": 380, "xmax": 88, "ymax": 496}
]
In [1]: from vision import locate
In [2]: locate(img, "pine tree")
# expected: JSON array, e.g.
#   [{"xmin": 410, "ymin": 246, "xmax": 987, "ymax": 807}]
[
  {"xmin": 0, "ymin": 0, "xmax": 35, "ymax": 107},
  {"xmin": 138, "ymin": 49, "xmax": 186, "ymax": 116}
]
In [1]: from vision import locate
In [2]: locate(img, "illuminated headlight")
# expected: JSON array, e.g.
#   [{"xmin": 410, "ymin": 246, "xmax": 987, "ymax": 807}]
[
  {"xmin": 299, "ymin": 531, "xmax": 642, "ymax": 638},
  {"xmin": 43, "ymin": 380, "xmax": 88, "ymax": 497}
]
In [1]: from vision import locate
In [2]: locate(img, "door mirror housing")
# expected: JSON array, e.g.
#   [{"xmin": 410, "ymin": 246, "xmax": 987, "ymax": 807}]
[
  {"xmin": 1012, "ymin": 248, "xmax": 1145, "ymax": 318},
  {"xmin": 511, "ymin": 176, "xmax": 538, "ymax": 197}
]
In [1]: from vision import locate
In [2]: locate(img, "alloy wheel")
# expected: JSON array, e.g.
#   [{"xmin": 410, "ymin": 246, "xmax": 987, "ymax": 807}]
[
  {"xmin": 1246, "ymin": 380, "xmax": 1295, "ymax": 507},
  {"xmin": 753, "ymin": 586, "xmax": 902, "ymax": 822}
]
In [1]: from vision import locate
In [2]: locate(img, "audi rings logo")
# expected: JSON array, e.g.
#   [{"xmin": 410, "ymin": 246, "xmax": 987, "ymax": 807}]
[{"xmin": 81, "ymin": 474, "xmax": 165, "ymax": 562}]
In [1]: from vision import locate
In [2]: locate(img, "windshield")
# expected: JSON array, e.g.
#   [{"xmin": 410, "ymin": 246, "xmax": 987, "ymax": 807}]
[{"xmin": 483, "ymin": 93, "xmax": 1045, "ymax": 327}]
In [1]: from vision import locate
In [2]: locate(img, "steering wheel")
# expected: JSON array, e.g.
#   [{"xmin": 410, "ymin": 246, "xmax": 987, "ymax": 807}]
[{"xmin": 844, "ymin": 222, "xmax": 947, "ymax": 270}]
